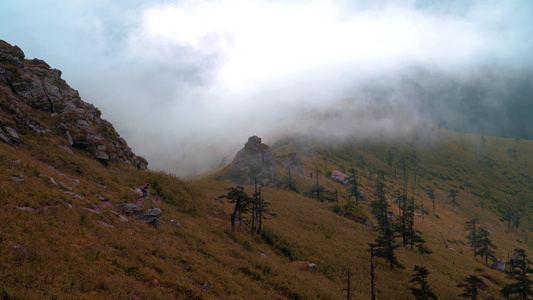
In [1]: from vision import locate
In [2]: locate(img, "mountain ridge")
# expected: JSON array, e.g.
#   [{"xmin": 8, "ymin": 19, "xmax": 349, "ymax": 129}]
[
  {"xmin": 0, "ymin": 40, "xmax": 147, "ymax": 169},
  {"xmin": 1, "ymin": 40, "xmax": 533, "ymax": 299}
]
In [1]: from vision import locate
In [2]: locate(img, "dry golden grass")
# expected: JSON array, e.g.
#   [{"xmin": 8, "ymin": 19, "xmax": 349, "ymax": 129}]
[{"xmin": 1, "ymin": 113, "xmax": 533, "ymax": 299}]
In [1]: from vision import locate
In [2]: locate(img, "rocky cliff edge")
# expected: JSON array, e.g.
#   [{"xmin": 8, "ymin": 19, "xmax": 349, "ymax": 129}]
[{"xmin": 0, "ymin": 40, "xmax": 147, "ymax": 169}]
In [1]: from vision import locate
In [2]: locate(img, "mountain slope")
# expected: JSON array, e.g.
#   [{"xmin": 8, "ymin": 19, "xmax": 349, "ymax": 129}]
[{"xmin": 1, "ymin": 40, "xmax": 532, "ymax": 299}]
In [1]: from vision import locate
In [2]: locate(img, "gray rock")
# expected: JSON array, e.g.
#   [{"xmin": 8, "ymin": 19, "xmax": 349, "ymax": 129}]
[
  {"xmin": 4, "ymin": 126, "xmax": 20, "ymax": 143},
  {"xmin": 308, "ymin": 263, "xmax": 317, "ymax": 272},
  {"xmin": 0, "ymin": 40, "xmax": 149, "ymax": 170},
  {"xmin": 17, "ymin": 206, "xmax": 36, "ymax": 212},
  {"xmin": 117, "ymin": 203, "xmax": 143, "ymax": 216},
  {"xmin": 95, "ymin": 150, "xmax": 109, "ymax": 166},
  {"xmin": 101, "ymin": 221, "xmax": 114, "ymax": 228},
  {"xmin": 229, "ymin": 136, "xmax": 279, "ymax": 186},
  {"xmin": 66, "ymin": 130, "xmax": 74, "ymax": 146},
  {"xmin": 136, "ymin": 208, "xmax": 163, "ymax": 229},
  {"xmin": 491, "ymin": 259, "xmax": 506, "ymax": 272},
  {"xmin": 59, "ymin": 181, "xmax": 73, "ymax": 190},
  {"xmin": 63, "ymin": 191, "xmax": 84, "ymax": 199},
  {"xmin": 0, "ymin": 41, "xmax": 25, "ymax": 67},
  {"xmin": 12, "ymin": 176, "xmax": 24, "ymax": 182},
  {"xmin": 363, "ymin": 219, "xmax": 374, "ymax": 228},
  {"xmin": 0, "ymin": 131, "xmax": 11, "ymax": 144}
]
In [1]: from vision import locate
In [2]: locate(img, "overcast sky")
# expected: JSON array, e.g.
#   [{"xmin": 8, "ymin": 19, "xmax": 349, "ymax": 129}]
[{"xmin": 1, "ymin": 0, "xmax": 532, "ymax": 175}]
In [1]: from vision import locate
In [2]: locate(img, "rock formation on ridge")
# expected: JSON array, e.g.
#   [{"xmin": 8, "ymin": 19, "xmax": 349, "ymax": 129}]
[
  {"xmin": 229, "ymin": 136, "xmax": 279, "ymax": 186},
  {"xmin": 0, "ymin": 40, "xmax": 147, "ymax": 169}
]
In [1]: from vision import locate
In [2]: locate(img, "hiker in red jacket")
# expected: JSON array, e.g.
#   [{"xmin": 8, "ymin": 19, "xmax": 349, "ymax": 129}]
[{"xmin": 141, "ymin": 184, "xmax": 150, "ymax": 197}]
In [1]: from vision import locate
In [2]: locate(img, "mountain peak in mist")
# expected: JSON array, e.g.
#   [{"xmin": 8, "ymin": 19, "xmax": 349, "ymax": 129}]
[{"xmin": 228, "ymin": 135, "xmax": 279, "ymax": 186}]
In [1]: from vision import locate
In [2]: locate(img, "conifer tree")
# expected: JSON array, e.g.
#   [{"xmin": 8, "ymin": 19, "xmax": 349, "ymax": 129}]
[
  {"xmin": 252, "ymin": 179, "xmax": 276, "ymax": 236},
  {"xmin": 409, "ymin": 266, "xmax": 437, "ymax": 299},
  {"xmin": 464, "ymin": 218, "xmax": 479, "ymax": 257},
  {"xmin": 220, "ymin": 186, "xmax": 251, "ymax": 233},
  {"xmin": 357, "ymin": 155, "xmax": 366, "ymax": 178},
  {"xmin": 281, "ymin": 169, "xmax": 298, "ymax": 193},
  {"xmin": 425, "ymin": 187, "xmax": 436, "ymax": 215},
  {"xmin": 411, "ymin": 149, "xmax": 420, "ymax": 191},
  {"xmin": 476, "ymin": 227, "xmax": 496, "ymax": 266},
  {"xmin": 457, "ymin": 274, "xmax": 487, "ymax": 300},
  {"xmin": 501, "ymin": 248, "xmax": 533, "ymax": 300},
  {"xmin": 371, "ymin": 174, "xmax": 403, "ymax": 269},
  {"xmin": 394, "ymin": 191, "xmax": 408, "ymax": 246},
  {"xmin": 386, "ymin": 148, "xmax": 394, "ymax": 174},
  {"xmin": 405, "ymin": 196, "xmax": 425, "ymax": 250},
  {"xmin": 448, "ymin": 189, "xmax": 459, "ymax": 210},
  {"xmin": 348, "ymin": 168, "xmax": 361, "ymax": 206}
]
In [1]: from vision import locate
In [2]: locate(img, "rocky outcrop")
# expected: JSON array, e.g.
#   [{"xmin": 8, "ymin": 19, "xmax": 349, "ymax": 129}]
[
  {"xmin": 491, "ymin": 259, "xmax": 506, "ymax": 272},
  {"xmin": 117, "ymin": 203, "xmax": 162, "ymax": 229},
  {"xmin": 229, "ymin": 136, "xmax": 279, "ymax": 186},
  {"xmin": 136, "ymin": 208, "xmax": 163, "ymax": 229},
  {"xmin": 0, "ymin": 40, "xmax": 147, "ymax": 169}
]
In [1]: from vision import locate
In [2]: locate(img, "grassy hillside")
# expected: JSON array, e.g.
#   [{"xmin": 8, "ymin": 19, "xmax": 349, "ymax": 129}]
[
  {"xmin": 2, "ymin": 114, "xmax": 533, "ymax": 299},
  {"xmin": 1, "ymin": 89, "xmax": 532, "ymax": 299}
]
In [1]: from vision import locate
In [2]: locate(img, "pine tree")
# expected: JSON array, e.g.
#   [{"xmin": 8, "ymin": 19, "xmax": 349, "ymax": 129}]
[
  {"xmin": 371, "ymin": 175, "xmax": 390, "ymax": 228},
  {"xmin": 394, "ymin": 191, "xmax": 408, "ymax": 246},
  {"xmin": 371, "ymin": 174, "xmax": 403, "ymax": 269},
  {"xmin": 448, "ymin": 189, "xmax": 459, "ymax": 210},
  {"xmin": 425, "ymin": 187, "xmax": 436, "ymax": 215},
  {"xmin": 405, "ymin": 196, "xmax": 425, "ymax": 250},
  {"xmin": 464, "ymin": 218, "xmax": 479, "ymax": 257},
  {"xmin": 357, "ymin": 155, "xmax": 366, "ymax": 178},
  {"xmin": 409, "ymin": 266, "xmax": 437, "ymax": 299},
  {"xmin": 250, "ymin": 179, "xmax": 276, "ymax": 236},
  {"xmin": 457, "ymin": 274, "xmax": 487, "ymax": 299},
  {"xmin": 220, "ymin": 186, "xmax": 251, "ymax": 233},
  {"xmin": 347, "ymin": 168, "xmax": 361, "ymax": 206},
  {"xmin": 280, "ymin": 169, "xmax": 298, "ymax": 193},
  {"xmin": 476, "ymin": 227, "xmax": 496, "ymax": 266},
  {"xmin": 501, "ymin": 248, "xmax": 533, "ymax": 299},
  {"xmin": 394, "ymin": 192, "xmax": 426, "ymax": 250}
]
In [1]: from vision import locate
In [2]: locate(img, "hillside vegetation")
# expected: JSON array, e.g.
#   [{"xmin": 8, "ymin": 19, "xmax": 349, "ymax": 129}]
[
  {"xmin": 2, "ymin": 107, "xmax": 533, "ymax": 299},
  {"xmin": 2, "ymin": 40, "xmax": 533, "ymax": 299}
]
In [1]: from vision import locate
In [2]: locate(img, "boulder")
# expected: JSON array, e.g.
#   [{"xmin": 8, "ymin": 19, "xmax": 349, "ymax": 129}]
[
  {"xmin": 0, "ymin": 131, "xmax": 11, "ymax": 144},
  {"xmin": 308, "ymin": 263, "xmax": 317, "ymax": 273},
  {"xmin": 136, "ymin": 208, "xmax": 163, "ymax": 229},
  {"xmin": 229, "ymin": 136, "xmax": 279, "ymax": 186},
  {"xmin": 4, "ymin": 126, "xmax": 20, "ymax": 143},
  {"xmin": 117, "ymin": 203, "xmax": 143, "ymax": 216},
  {"xmin": 363, "ymin": 219, "xmax": 374, "ymax": 228},
  {"xmin": 170, "ymin": 219, "xmax": 181, "ymax": 227},
  {"xmin": 95, "ymin": 150, "xmax": 109, "ymax": 166},
  {"xmin": 491, "ymin": 259, "xmax": 506, "ymax": 272}
]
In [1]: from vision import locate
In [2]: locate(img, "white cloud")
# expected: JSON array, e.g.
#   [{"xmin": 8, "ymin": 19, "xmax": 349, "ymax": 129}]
[
  {"xmin": 128, "ymin": 0, "xmax": 488, "ymax": 96},
  {"xmin": 2, "ymin": 0, "xmax": 532, "ymax": 176}
]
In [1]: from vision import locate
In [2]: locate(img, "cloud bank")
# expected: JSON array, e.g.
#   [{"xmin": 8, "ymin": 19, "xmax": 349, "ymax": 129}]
[{"xmin": 1, "ymin": 0, "xmax": 532, "ymax": 175}]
